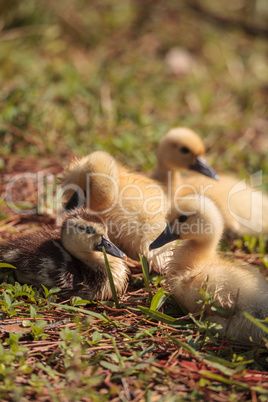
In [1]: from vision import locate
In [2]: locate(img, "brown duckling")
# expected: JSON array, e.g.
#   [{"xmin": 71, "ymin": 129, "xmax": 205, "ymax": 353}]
[
  {"xmin": 0, "ymin": 209, "xmax": 129, "ymax": 301},
  {"xmin": 149, "ymin": 195, "xmax": 268, "ymax": 342}
]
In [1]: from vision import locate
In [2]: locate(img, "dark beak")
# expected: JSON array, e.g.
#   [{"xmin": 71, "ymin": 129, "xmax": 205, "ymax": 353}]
[
  {"xmin": 96, "ymin": 236, "xmax": 127, "ymax": 260},
  {"xmin": 190, "ymin": 156, "xmax": 219, "ymax": 180},
  {"xmin": 149, "ymin": 224, "xmax": 179, "ymax": 250}
]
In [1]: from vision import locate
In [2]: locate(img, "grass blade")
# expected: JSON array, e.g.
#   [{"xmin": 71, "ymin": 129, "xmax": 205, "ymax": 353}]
[
  {"xmin": 0, "ymin": 263, "xmax": 17, "ymax": 269},
  {"xmin": 139, "ymin": 254, "xmax": 152, "ymax": 302},
  {"xmin": 50, "ymin": 302, "xmax": 111, "ymax": 322},
  {"xmin": 243, "ymin": 312, "xmax": 268, "ymax": 335},
  {"xmin": 103, "ymin": 247, "xmax": 120, "ymax": 308},
  {"xmin": 150, "ymin": 287, "xmax": 168, "ymax": 311},
  {"xmin": 199, "ymin": 371, "xmax": 249, "ymax": 389},
  {"xmin": 139, "ymin": 306, "xmax": 182, "ymax": 325}
]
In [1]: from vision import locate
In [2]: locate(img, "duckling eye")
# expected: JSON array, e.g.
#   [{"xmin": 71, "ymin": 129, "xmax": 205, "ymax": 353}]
[
  {"xmin": 85, "ymin": 226, "xmax": 95, "ymax": 234},
  {"xmin": 180, "ymin": 146, "xmax": 190, "ymax": 154},
  {"xmin": 178, "ymin": 215, "xmax": 188, "ymax": 223}
]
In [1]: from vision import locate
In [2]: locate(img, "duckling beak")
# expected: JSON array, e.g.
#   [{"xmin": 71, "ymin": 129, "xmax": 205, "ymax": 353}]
[
  {"xmin": 96, "ymin": 236, "xmax": 127, "ymax": 260},
  {"xmin": 149, "ymin": 224, "xmax": 179, "ymax": 250},
  {"xmin": 190, "ymin": 156, "xmax": 219, "ymax": 180}
]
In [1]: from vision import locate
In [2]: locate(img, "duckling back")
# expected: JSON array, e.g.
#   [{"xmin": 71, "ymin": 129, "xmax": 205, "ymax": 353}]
[
  {"xmin": 182, "ymin": 173, "xmax": 268, "ymax": 236},
  {"xmin": 61, "ymin": 151, "xmax": 120, "ymax": 212},
  {"xmin": 0, "ymin": 227, "xmax": 78, "ymax": 289}
]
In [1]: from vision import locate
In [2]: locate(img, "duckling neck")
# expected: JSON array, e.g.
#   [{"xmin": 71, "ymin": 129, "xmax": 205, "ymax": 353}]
[
  {"xmin": 72, "ymin": 251, "xmax": 102, "ymax": 269},
  {"xmin": 172, "ymin": 236, "xmax": 219, "ymax": 271},
  {"xmin": 152, "ymin": 165, "xmax": 182, "ymax": 191}
]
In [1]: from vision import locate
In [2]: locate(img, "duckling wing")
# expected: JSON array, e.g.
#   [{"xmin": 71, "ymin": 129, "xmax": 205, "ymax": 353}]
[
  {"xmin": 0, "ymin": 226, "xmax": 60, "ymax": 278},
  {"xmin": 0, "ymin": 230, "xmax": 83, "ymax": 289},
  {"xmin": 56, "ymin": 262, "xmax": 108, "ymax": 301}
]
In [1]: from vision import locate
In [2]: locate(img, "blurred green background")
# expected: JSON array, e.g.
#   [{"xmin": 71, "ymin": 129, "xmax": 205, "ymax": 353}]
[{"xmin": 0, "ymin": 0, "xmax": 267, "ymax": 178}]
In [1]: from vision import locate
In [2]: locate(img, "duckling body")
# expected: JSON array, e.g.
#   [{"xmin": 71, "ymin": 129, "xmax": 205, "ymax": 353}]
[
  {"xmin": 152, "ymin": 127, "xmax": 268, "ymax": 236},
  {"xmin": 150, "ymin": 196, "xmax": 268, "ymax": 342},
  {"xmin": 61, "ymin": 151, "xmax": 172, "ymax": 272},
  {"xmin": 0, "ymin": 210, "xmax": 129, "ymax": 301},
  {"xmin": 183, "ymin": 173, "xmax": 268, "ymax": 237}
]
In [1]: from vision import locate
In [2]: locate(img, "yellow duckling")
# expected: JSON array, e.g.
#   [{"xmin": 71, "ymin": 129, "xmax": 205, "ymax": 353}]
[
  {"xmin": 61, "ymin": 151, "xmax": 171, "ymax": 272},
  {"xmin": 153, "ymin": 127, "xmax": 268, "ymax": 236},
  {"xmin": 151, "ymin": 127, "xmax": 219, "ymax": 193},
  {"xmin": 0, "ymin": 209, "xmax": 129, "ymax": 301},
  {"xmin": 149, "ymin": 195, "xmax": 268, "ymax": 342}
]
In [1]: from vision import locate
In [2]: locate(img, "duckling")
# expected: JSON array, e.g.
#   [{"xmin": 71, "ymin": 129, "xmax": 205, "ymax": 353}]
[
  {"xmin": 149, "ymin": 195, "xmax": 268, "ymax": 342},
  {"xmin": 0, "ymin": 209, "xmax": 130, "ymax": 301},
  {"xmin": 151, "ymin": 127, "xmax": 219, "ymax": 193},
  {"xmin": 61, "ymin": 151, "xmax": 172, "ymax": 272},
  {"xmin": 153, "ymin": 127, "xmax": 268, "ymax": 236}
]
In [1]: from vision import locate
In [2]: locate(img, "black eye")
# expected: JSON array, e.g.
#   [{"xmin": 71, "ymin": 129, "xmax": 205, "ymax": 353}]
[
  {"xmin": 178, "ymin": 215, "xmax": 188, "ymax": 223},
  {"xmin": 180, "ymin": 146, "xmax": 190, "ymax": 154},
  {"xmin": 85, "ymin": 226, "xmax": 95, "ymax": 234}
]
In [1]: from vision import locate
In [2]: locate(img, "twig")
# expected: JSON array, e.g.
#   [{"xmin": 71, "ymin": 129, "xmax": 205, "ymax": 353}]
[{"xmin": 188, "ymin": 1, "xmax": 268, "ymax": 37}]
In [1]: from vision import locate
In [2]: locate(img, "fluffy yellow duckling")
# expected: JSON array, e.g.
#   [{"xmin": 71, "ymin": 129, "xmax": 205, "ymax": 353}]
[
  {"xmin": 61, "ymin": 151, "xmax": 171, "ymax": 272},
  {"xmin": 149, "ymin": 195, "xmax": 268, "ymax": 342},
  {"xmin": 0, "ymin": 209, "xmax": 129, "ymax": 301},
  {"xmin": 151, "ymin": 127, "xmax": 219, "ymax": 193},
  {"xmin": 153, "ymin": 127, "xmax": 268, "ymax": 236}
]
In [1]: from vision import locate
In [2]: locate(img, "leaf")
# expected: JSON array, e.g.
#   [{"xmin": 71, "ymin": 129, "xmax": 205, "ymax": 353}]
[
  {"xmin": 30, "ymin": 305, "xmax": 37, "ymax": 319},
  {"xmin": 3, "ymin": 292, "xmax": 12, "ymax": 308},
  {"xmin": 100, "ymin": 361, "xmax": 119, "ymax": 372},
  {"xmin": 92, "ymin": 331, "xmax": 102, "ymax": 343},
  {"xmin": 71, "ymin": 297, "xmax": 90, "ymax": 307},
  {"xmin": 0, "ymin": 263, "xmax": 17, "ymax": 269},
  {"xmin": 48, "ymin": 287, "xmax": 61, "ymax": 295},
  {"xmin": 262, "ymin": 255, "xmax": 268, "ymax": 269},
  {"xmin": 150, "ymin": 287, "xmax": 168, "ymax": 311},
  {"xmin": 41, "ymin": 285, "xmax": 61, "ymax": 298},
  {"xmin": 22, "ymin": 320, "xmax": 32, "ymax": 328},
  {"xmin": 35, "ymin": 320, "xmax": 47, "ymax": 329}
]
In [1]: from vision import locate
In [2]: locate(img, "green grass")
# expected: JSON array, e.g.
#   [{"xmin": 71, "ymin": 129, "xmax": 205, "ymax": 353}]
[
  {"xmin": 0, "ymin": 279, "xmax": 268, "ymax": 401},
  {"xmin": 0, "ymin": 1, "xmax": 267, "ymax": 173},
  {"xmin": 0, "ymin": 0, "xmax": 268, "ymax": 400}
]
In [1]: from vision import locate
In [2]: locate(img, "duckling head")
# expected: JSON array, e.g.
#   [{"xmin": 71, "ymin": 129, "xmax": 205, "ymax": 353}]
[
  {"xmin": 149, "ymin": 195, "xmax": 224, "ymax": 250},
  {"xmin": 157, "ymin": 127, "xmax": 219, "ymax": 179},
  {"xmin": 62, "ymin": 151, "xmax": 120, "ymax": 212},
  {"xmin": 61, "ymin": 209, "xmax": 126, "ymax": 261}
]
